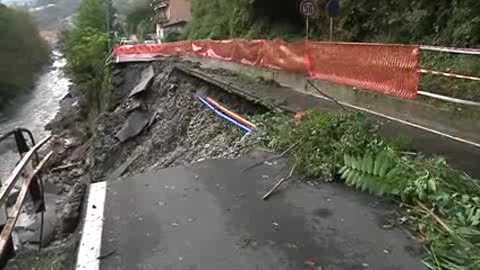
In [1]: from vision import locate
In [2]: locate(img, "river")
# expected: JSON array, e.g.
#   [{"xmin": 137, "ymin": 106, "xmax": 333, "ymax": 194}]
[{"xmin": 0, "ymin": 50, "xmax": 70, "ymax": 180}]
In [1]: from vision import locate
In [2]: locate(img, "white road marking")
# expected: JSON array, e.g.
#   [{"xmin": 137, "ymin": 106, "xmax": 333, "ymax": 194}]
[
  {"xmin": 76, "ymin": 181, "xmax": 107, "ymax": 270},
  {"xmin": 418, "ymin": 91, "xmax": 480, "ymax": 107},
  {"xmin": 301, "ymin": 89, "xmax": 480, "ymax": 149}
]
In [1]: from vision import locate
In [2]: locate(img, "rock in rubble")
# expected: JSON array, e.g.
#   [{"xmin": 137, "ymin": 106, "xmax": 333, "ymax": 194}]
[
  {"xmin": 128, "ymin": 65, "xmax": 155, "ymax": 98},
  {"xmin": 68, "ymin": 168, "xmax": 85, "ymax": 179},
  {"xmin": 59, "ymin": 182, "xmax": 87, "ymax": 236},
  {"xmin": 115, "ymin": 110, "xmax": 151, "ymax": 143}
]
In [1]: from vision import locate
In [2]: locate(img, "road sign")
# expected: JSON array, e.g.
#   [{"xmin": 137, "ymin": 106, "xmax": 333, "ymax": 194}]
[
  {"xmin": 300, "ymin": 0, "xmax": 316, "ymax": 17},
  {"xmin": 326, "ymin": 0, "xmax": 340, "ymax": 17}
]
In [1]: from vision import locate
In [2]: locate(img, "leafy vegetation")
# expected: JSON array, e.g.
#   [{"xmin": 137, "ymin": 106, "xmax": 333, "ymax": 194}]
[
  {"xmin": 253, "ymin": 112, "xmax": 399, "ymax": 179},
  {"xmin": 186, "ymin": 0, "xmax": 303, "ymax": 41},
  {"xmin": 0, "ymin": 4, "xmax": 50, "ymax": 107},
  {"xmin": 335, "ymin": 0, "xmax": 479, "ymax": 46},
  {"xmin": 254, "ymin": 110, "xmax": 480, "ymax": 269},
  {"xmin": 64, "ymin": 0, "xmax": 112, "ymax": 116},
  {"xmin": 187, "ymin": 0, "xmax": 480, "ymax": 46}
]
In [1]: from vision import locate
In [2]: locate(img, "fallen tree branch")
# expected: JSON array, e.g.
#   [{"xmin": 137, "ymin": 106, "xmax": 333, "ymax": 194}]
[
  {"xmin": 417, "ymin": 201, "xmax": 453, "ymax": 235},
  {"xmin": 242, "ymin": 142, "xmax": 299, "ymax": 173},
  {"xmin": 262, "ymin": 165, "xmax": 296, "ymax": 200}
]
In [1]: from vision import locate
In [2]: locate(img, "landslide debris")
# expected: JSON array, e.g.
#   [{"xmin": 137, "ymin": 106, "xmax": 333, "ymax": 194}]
[{"xmin": 90, "ymin": 59, "xmax": 264, "ymax": 182}]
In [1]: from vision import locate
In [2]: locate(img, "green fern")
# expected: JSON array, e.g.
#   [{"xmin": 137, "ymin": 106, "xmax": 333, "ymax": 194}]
[{"xmin": 339, "ymin": 151, "xmax": 406, "ymax": 196}]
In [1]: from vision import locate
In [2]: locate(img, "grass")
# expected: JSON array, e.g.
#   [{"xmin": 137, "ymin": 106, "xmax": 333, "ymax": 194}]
[{"xmin": 253, "ymin": 110, "xmax": 480, "ymax": 270}]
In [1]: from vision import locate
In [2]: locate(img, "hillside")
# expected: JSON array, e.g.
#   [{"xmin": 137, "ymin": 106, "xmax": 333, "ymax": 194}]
[
  {"xmin": 30, "ymin": 0, "xmax": 80, "ymax": 30},
  {"xmin": 186, "ymin": 0, "xmax": 480, "ymax": 46}
]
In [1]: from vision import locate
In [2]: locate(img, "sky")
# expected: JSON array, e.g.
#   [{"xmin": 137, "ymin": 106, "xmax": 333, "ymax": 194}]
[{"xmin": 1, "ymin": 0, "xmax": 34, "ymax": 5}]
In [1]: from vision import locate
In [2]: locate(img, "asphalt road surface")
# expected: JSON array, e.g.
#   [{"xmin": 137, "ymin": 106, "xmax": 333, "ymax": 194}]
[{"xmin": 91, "ymin": 151, "xmax": 425, "ymax": 270}]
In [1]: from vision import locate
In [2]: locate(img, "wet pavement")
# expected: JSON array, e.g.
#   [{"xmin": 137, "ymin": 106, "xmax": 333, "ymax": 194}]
[{"xmin": 99, "ymin": 151, "xmax": 424, "ymax": 270}]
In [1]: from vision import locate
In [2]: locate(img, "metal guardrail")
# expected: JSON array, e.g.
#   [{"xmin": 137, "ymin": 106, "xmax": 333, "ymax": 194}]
[
  {"xmin": 0, "ymin": 128, "xmax": 53, "ymax": 268},
  {"xmin": 420, "ymin": 45, "xmax": 480, "ymax": 55},
  {"xmin": 419, "ymin": 45, "xmax": 480, "ymax": 106},
  {"xmin": 418, "ymin": 91, "xmax": 480, "ymax": 107}
]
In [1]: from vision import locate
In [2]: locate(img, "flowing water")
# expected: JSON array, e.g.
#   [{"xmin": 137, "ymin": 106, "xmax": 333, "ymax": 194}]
[{"xmin": 0, "ymin": 50, "xmax": 70, "ymax": 181}]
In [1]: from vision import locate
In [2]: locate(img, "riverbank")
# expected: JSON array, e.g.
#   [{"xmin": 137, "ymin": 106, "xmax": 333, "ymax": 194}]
[
  {"xmin": 4, "ymin": 69, "xmax": 89, "ymax": 269},
  {"xmin": 0, "ymin": 50, "xmax": 76, "ymax": 269}
]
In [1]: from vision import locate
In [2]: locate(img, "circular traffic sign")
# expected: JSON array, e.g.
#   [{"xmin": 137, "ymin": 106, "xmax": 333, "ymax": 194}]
[{"xmin": 299, "ymin": 0, "xmax": 317, "ymax": 17}]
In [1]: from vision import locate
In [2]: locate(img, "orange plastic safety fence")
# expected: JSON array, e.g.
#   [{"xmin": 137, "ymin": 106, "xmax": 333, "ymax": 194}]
[
  {"xmin": 114, "ymin": 41, "xmax": 193, "ymax": 56},
  {"xmin": 261, "ymin": 40, "xmax": 309, "ymax": 74},
  {"xmin": 158, "ymin": 41, "xmax": 193, "ymax": 55},
  {"xmin": 113, "ymin": 40, "xmax": 420, "ymax": 99},
  {"xmin": 192, "ymin": 39, "xmax": 264, "ymax": 66},
  {"xmin": 232, "ymin": 39, "xmax": 264, "ymax": 66},
  {"xmin": 307, "ymin": 42, "xmax": 420, "ymax": 99},
  {"xmin": 205, "ymin": 40, "xmax": 236, "ymax": 60},
  {"xmin": 192, "ymin": 40, "xmax": 210, "ymax": 57}
]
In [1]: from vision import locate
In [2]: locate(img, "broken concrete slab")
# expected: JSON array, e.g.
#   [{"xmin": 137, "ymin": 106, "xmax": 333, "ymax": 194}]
[
  {"xmin": 115, "ymin": 111, "xmax": 151, "ymax": 143},
  {"xmin": 128, "ymin": 65, "xmax": 155, "ymax": 98}
]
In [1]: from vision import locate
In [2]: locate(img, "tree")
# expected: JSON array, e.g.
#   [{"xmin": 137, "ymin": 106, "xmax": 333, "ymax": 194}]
[
  {"xmin": 75, "ymin": 0, "xmax": 109, "ymax": 32},
  {"xmin": 0, "ymin": 4, "xmax": 50, "ymax": 106},
  {"xmin": 64, "ymin": 0, "xmax": 112, "ymax": 115},
  {"xmin": 186, "ymin": 0, "xmax": 480, "ymax": 47}
]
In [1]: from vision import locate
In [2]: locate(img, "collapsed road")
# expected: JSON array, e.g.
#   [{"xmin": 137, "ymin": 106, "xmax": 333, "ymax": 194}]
[
  {"xmin": 77, "ymin": 59, "xmax": 426, "ymax": 270},
  {"xmin": 6, "ymin": 56, "xmax": 480, "ymax": 269}
]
